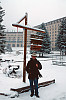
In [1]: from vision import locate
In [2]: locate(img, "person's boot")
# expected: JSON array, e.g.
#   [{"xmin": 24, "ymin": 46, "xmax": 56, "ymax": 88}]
[
  {"xmin": 30, "ymin": 91, "xmax": 34, "ymax": 97},
  {"xmin": 35, "ymin": 92, "xmax": 40, "ymax": 98},
  {"xmin": 35, "ymin": 94, "xmax": 40, "ymax": 98},
  {"xmin": 30, "ymin": 93, "xmax": 34, "ymax": 97}
]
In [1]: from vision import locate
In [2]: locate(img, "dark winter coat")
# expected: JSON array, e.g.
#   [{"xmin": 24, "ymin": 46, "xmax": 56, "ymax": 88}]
[{"xmin": 26, "ymin": 58, "xmax": 42, "ymax": 80}]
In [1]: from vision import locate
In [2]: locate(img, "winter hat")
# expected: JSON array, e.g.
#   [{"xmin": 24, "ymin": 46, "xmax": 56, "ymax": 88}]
[{"xmin": 31, "ymin": 53, "xmax": 37, "ymax": 57}]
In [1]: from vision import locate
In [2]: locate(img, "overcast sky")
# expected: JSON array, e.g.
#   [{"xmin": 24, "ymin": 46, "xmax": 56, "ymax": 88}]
[{"xmin": 0, "ymin": 0, "xmax": 66, "ymax": 32}]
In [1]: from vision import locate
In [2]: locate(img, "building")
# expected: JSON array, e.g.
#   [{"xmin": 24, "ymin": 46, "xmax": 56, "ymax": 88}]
[
  {"xmin": 35, "ymin": 17, "xmax": 66, "ymax": 50},
  {"xmin": 27, "ymin": 30, "xmax": 31, "ymax": 47},
  {"xmin": 5, "ymin": 30, "xmax": 31, "ymax": 47},
  {"xmin": 5, "ymin": 31, "xmax": 23, "ymax": 47},
  {"xmin": 44, "ymin": 17, "xmax": 66, "ymax": 50}
]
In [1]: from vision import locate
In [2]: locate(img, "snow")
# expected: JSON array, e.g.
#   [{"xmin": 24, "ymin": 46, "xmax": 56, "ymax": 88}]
[
  {"xmin": 12, "ymin": 23, "xmax": 45, "ymax": 33},
  {"xmin": 31, "ymin": 44, "xmax": 42, "ymax": 46},
  {"xmin": 31, "ymin": 33, "xmax": 43, "ymax": 36},
  {"xmin": 31, "ymin": 38, "xmax": 43, "ymax": 41},
  {"xmin": 0, "ymin": 47, "xmax": 66, "ymax": 100}
]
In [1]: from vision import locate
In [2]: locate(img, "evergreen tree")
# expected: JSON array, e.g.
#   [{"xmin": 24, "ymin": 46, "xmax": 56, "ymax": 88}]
[
  {"xmin": 0, "ymin": 2, "xmax": 6, "ymax": 53},
  {"xmin": 56, "ymin": 18, "xmax": 66, "ymax": 55},
  {"xmin": 36, "ymin": 23, "xmax": 51, "ymax": 55}
]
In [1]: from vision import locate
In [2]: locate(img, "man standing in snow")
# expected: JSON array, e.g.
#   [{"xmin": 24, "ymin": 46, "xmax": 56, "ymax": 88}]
[{"xmin": 26, "ymin": 53, "xmax": 42, "ymax": 98}]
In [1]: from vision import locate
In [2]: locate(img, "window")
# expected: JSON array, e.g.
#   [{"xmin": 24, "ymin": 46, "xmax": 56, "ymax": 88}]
[
  {"xmin": 52, "ymin": 34, "xmax": 54, "ymax": 36},
  {"xmin": 45, "ymin": 23, "xmax": 47, "ymax": 26},
  {"xmin": 52, "ymin": 31, "xmax": 54, "ymax": 33},
  {"xmin": 52, "ymin": 37, "xmax": 54, "ymax": 40},
  {"xmin": 21, "ymin": 44, "xmax": 22, "ymax": 47},
  {"xmin": 13, "ymin": 37, "xmax": 16, "ymax": 41},
  {"xmin": 9, "ymin": 37, "xmax": 11, "ymax": 41},
  {"xmin": 50, "ymin": 29, "xmax": 51, "ymax": 31},
  {"xmin": 8, "ymin": 44, "xmax": 11, "ymax": 46},
  {"xmin": 55, "ymin": 31, "xmax": 56, "ymax": 33},
  {"xmin": 55, "ymin": 25, "xmax": 56, "ymax": 30},
  {"xmin": 47, "ymin": 27, "xmax": 48, "ymax": 29},
  {"xmin": 58, "ymin": 24, "xmax": 60, "ymax": 27},
  {"xmin": 17, "ymin": 44, "xmax": 19, "ymax": 47},
  {"xmin": 50, "ymin": 26, "xmax": 51, "ymax": 28},
  {"xmin": 17, "ymin": 37, "xmax": 20, "ymax": 41},
  {"xmin": 52, "ymin": 43, "xmax": 54, "ymax": 46},
  {"xmin": 12, "ymin": 44, "xmax": 15, "ymax": 47}
]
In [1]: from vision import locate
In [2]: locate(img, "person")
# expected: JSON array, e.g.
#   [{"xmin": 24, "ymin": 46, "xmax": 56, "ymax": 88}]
[{"xmin": 26, "ymin": 53, "xmax": 42, "ymax": 98}]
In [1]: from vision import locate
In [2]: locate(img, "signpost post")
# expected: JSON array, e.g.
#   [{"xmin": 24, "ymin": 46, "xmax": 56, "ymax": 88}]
[{"xmin": 23, "ymin": 13, "xmax": 27, "ymax": 82}]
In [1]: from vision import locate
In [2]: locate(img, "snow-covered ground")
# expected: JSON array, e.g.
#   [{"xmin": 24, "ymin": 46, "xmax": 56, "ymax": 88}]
[{"xmin": 0, "ymin": 47, "xmax": 66, "ymax": 100}]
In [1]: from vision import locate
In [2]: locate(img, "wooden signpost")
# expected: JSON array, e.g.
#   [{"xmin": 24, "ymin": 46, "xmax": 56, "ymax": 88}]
[
  {"xmin": 12, "ymin": 13, "xmax": 45, "ymax": 82},
  {"xmin": 30, "ymin": 34, "xmax": 43, "ymax": 52}
]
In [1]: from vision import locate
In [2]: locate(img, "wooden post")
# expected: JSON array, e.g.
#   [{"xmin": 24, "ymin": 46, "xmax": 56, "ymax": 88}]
[{"xmin": 23, "ymin": 13, "xmax": 27, "ymax": 82}]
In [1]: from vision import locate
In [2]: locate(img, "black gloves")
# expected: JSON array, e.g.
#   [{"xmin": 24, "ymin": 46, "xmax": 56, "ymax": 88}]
[{"xmin": 39, "ymin": 73, "xmax": 42, "ymax": 78}]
